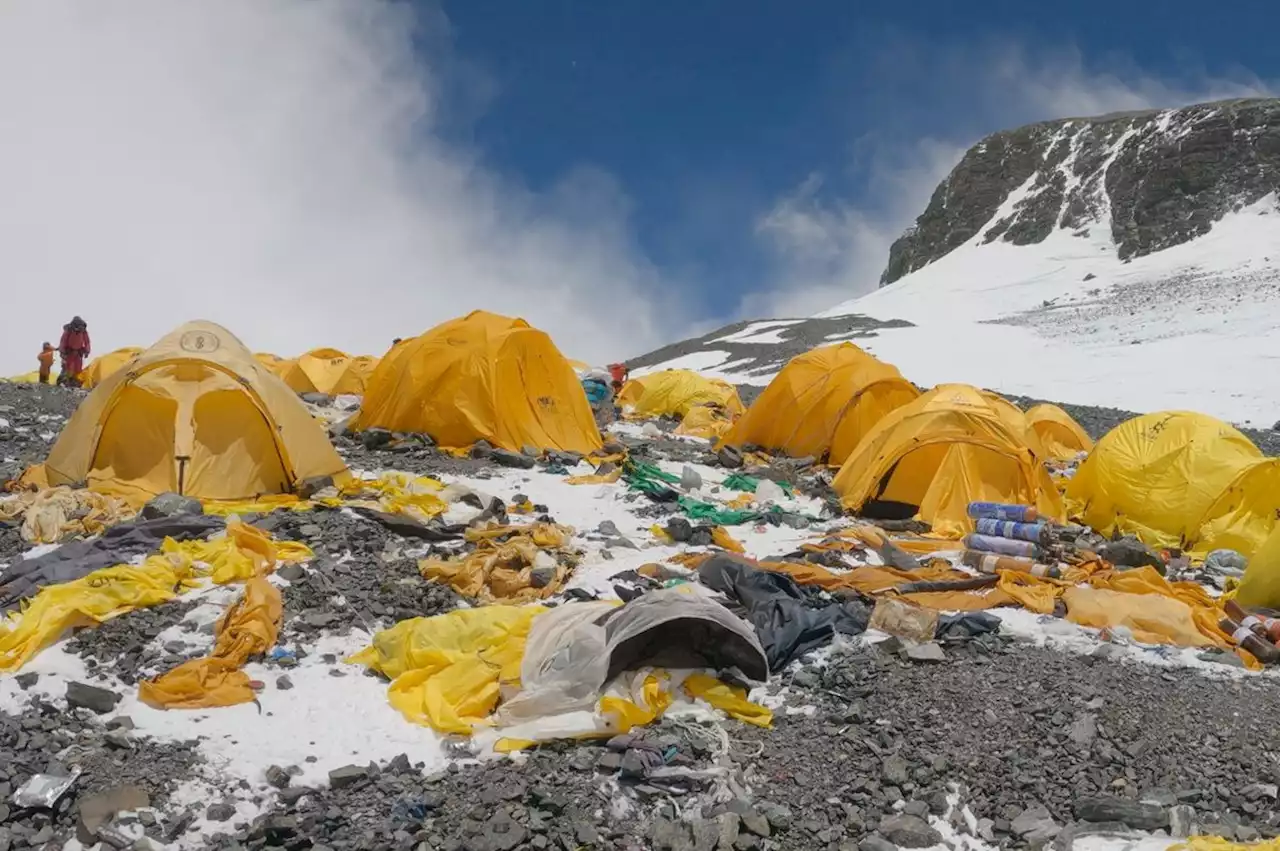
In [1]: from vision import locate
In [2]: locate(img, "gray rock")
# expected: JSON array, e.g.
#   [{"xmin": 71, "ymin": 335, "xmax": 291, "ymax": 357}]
[
  {"xmin": 1069, "ymin": 713, "xmax": 1097, "ymax": 747},
  {"xmin": 1169, "ymin": 805, "xmax": 1197, "ymax": 838},
  {"xmin": 66, "ymin": 681, "xmax": 122, "ymax": 714},
  {"xmin": 277, "ymin": 563, "xmax": 307, "ymax": 582},
  {"xmin": 1012, "ymin": 804, "xmax": 1061, "ymax": 846},
  {"xmin": 528, "ymin": 567, "xmax": 556, "ymax": 589},
  {"xmin": 361, "ymin": 428, "xmax": 394, "ymax": 450},
  {"xmin": 904, "ymin": 642, "xmax": 946, "ymax": 663},
  {"xmin": 1074, "ymin": 797, "xmax": 1168, "ymax": 830},
  {"xmin": 276, "ymin": 675, "xmax": 294, "ymax": 691},
  {"xmin": 206, "ymin": 801, "xmax": 237, "ymax": 822},
  {"xmin": 491, "ymin": 448, "xmax": 536, "ymax": 469},
  {"xmin": 717, "ymin": 446, "xmax": 744, "ymax": 469},
  {"xmin": 757, "ymin": 802, "xmax": 793, "ymax": 832},
  {"xmin": 881, "ymin": 755, "xmax": 911, "ymax": 786},
  {"xmin": 328, "ymin": 764, "xmax": 369, "ymax": 789},
  {"xmin": 1242, "ymin": 783, "xmax": 1278, "ymax": 801},
  {"xmin": 140, "ymin": 492, "xmax": 204, "ymax": 520},
  {"xmin": 717, "ymin": 813, "xmax": 741, "ymax": 851},
  {"xmin": 14, "ymin": 672, "xmax": 37, "ymax": 690},
  {"xmin": 858, "ymin": 835, "xmax": 898, "ymax": 851},
  {"xmin": 878, "ymin": 815, "xmax": 941, "ymax": 848},
  {"xmin": 739, "ymin": 809, "xmax": 771, "ymax": 837},
  {"xmin": 266, "ymin": 765, "xmax": 291, "ymax": 789},
  {"xmin": 681, "ymin": 466, "xmax": 704, "ymax": 491},
  {"xmin": 471, "ymin": 440, "xmax": 494, "ymax": 459},
  {"xmin": 597, "ymin": 520, "xmax": 621, "ymax": 537},
  {"xmin": 665, "ymin": 517, "xmax": 694, "ymax": 543}
]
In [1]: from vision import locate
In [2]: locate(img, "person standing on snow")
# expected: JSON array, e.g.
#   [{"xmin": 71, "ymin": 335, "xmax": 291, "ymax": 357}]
[{"xmin": 58, "ymin": 316, "xmax": 91, "ymax": 387}]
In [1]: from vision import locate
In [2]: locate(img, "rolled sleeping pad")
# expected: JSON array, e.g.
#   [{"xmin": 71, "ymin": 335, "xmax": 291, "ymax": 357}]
[
  {"xmin": 961, "ymin": 549, "xmax": 1061, "ymax": 578},
  {"xmin": 967, "ymin": 502, "xmax": 1038, "ymax": 523},
  {"xmin": 974, "ymin": 518, "xmax": 1046, "ymax": 543},
  {"xmin": 964, "ymin": 533, "xmax": 1042, "ymax": 560}
]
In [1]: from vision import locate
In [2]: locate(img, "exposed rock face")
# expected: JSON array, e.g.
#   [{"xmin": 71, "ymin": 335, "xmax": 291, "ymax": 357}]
[{"xmin": 882, "ymin": 98, "xmax": 1280, "ymax": 285}]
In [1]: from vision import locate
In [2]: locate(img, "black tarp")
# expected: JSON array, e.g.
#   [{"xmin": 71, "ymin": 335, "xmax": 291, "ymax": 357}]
[
  {"xmin": 698, "ymin": 553, "xmax": 870, "ymax": 671},
  {"xmin": 0, "ymin": 514, "xmax": 225, "ymax": 610}
]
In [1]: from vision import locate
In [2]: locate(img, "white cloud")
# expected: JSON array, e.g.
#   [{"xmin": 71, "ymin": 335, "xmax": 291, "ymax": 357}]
[
  {"xmin": 748, "ymin": 40, "xmax": 1280, "ymax": 319},
  {"xmin": 0, "ymin": 0, "xmax": 678, "ymax": 373}
]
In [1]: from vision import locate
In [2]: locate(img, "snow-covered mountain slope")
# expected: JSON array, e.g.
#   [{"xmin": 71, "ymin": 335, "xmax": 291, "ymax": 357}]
[{"xmin": 633, "ymin": 100, "xmax": 1280, "ymax": 426}]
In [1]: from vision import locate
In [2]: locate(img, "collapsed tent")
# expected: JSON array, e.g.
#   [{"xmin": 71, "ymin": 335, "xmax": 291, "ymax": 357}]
[
  {"xmin": 79, "ymin": 347, "xmax": 143, "ymax": 390},
  {"xmin": 720, "ymin": 343, "xmax": 919, "ymax": 465},
  {"xmin": 36, "ymin": 321, "xmax": 349, "ymax": 501},
  {"xmin": 617, "ymin": 370, "xmax": 744, "ymax": 420},
  {"xmin": 350, "ymin": 586, "xmax": 769, "ymax": 746},
  {"xmin": 354, "ymin": 310, "xmax": 603, "ymax": 454},
  {"xmin": 1025, "ymin": 403, "xmax": 1093, "ymax": 460},
  {"xmin": 833, "ymin": 384, "xmax": 1064, "ymax": 537},
  {"xmin": 1065, "ymin": 411, "xmax": 1280, "ymax": 555}
]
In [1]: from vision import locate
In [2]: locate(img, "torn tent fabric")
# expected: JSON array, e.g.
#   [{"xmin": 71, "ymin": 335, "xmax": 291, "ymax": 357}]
[
  {"xmin": 0, "ymin": 513, "xmax": 225, "ymax": 611},
  {"xmin": 139, "ymin": 576, "xmax": 282, "ymax": 709},
  {"xmin": 697, "ymin": 553, "xmax": 870, "ymax": 670},
  {"xmin": 182, "ymin": 519, "xmax": 313, "ymax": 585},
  {"xmin": 419, "ymin": 522, "xmax": 578, "ymax": 603},
  {"xmin": 351, "ymin": 588, "xmax": 770, "ymax": 746},
  {"xmin": 0, "ymin": 553, "xmax": 203, "ymax": 672},
  {"xmin": 0, "ymin": 486, "xmax": 135, "ymax": 545}
]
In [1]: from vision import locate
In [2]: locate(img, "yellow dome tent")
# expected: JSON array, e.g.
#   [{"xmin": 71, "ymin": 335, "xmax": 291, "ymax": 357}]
[
  {"xmin": 617, "ymin": 370, "xmax": 744, "ymax": 420},
  {"xmin": 296, "ymin": 348, "xmax": 351, "ymax": 396},
  {"xmin": 39, "ymin": 321, "xmax": 349, "ymax": 501},
  {"xmin": 720, "ymin": 343, "xmax": 919, "ymax": 465},
  {"xmin": 328, "ymin": 355, "xmax": 380, "ymax": 396},
  {"xmin": 833, "ymin": 384, "xmax": 1064, "ymax": 537},
  {"xmin": 1065, "ymin": 411, "xmax": 1273, "ymax": 553},
  {"xmin": 975, "ymin": 391, "xmax": 1051, "ymax": 462},
  {"xmin": 354, "ymin": 311, "xmax": 603, "ymax": 454},
  {"xmin": 79, "ymin": 347, "xmax": 143, "ymax": 390},
  {"xmin": 265, "ymin": 358, "xmax": 319, "ymax": 394},
  {"xmin": 1025, "ymin": 403, "xmax": 1093, "ymax": 460},
  {"xmin": 1236, "ymin": 523, "xmax": 1280, "ymax": 610},
  {"xmin": 254, "ymin": 352, "xmax": 286, "ymax": 373}
]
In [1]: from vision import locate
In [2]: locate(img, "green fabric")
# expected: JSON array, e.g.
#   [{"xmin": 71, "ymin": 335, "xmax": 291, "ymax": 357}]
[{"xmin": 721, "ymin": 472, "xmax": 793, "ymax": 495}]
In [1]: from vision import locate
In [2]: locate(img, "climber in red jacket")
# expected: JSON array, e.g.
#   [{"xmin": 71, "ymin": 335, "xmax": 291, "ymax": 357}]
[{"xmin": 58, "ymin": 316, "xmax": 91, "ymax": 387}]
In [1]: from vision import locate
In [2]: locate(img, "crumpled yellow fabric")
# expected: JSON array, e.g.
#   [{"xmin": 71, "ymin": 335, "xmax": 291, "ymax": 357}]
[
  {"xmin": 421, "ymin": 523, "xmax": 578, "ymax": 603},
  {"xmin": 0, "ymin": 553, "xmax": 202, "ymax": 672},
  {"xmin": 139, "ymin": 576, "xmax": 282, "ymax": 709},
  {"xmin": 1172, "ymin": 838, "xmax": 1280, "ymax": 851},
  {"xmin": 180, "ymin": 519, "xmax": 313, "ymax": 585},
  {"xmin": 348, "ymin": 606, "xmax": 543, "ymax": 733},
  {"xmin": 683, "ymin": 672, "xmax": 772, "ymax": 728},
  {"xmin": 674, "ymin": 405, "xmax": 737, "ymax": 441},
  {"xmin": 566, "ymin": 467, "xmax": 622, "ymax": 486},
  {"xmin": 202, "ymin": 494, "xmax": 313, "ymax": 517},
  {"xmin": 346, "ymin": 472, "xmax": 447, "ymax": 522},
  {"xmin": 600, "ymin": 673, "xmax": 673, "ymax": 732},
  {"xmin": 711, "ymin": 526, "xmax": 745, "ymax": 553},
  {"xmin": 0, "ymin": 486, "xmax": 134, "ymax": 544}
]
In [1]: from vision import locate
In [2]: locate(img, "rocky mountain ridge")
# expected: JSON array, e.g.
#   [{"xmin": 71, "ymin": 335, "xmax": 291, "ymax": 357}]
[{"xmin": 882, "ymin": 98, "xmax": 1280, "ymax": 285}]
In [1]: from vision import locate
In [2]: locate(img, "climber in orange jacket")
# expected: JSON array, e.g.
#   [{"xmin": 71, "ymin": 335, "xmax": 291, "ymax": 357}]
[{"xmin": 37, "ymin": 343, "xmax": 55, "ymax": 385}]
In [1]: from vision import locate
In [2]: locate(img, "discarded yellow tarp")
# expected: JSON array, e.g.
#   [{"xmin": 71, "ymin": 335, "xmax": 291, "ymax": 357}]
[
  {"xmin": 1172, "ymin": 838, "xmax": 1280, "ymax": 851},
  {"xmin": 139, "ymin": 576, "xmax": 282, "ymax": 709},
  {"xmin": 1065, "ymin": 411, "xmax": 1276, "ymax": 555},
  {"xmin": 0, "ymin": 486, "xmax": 134, "ymax": 544},
  {"xmin": 348, "ymin": 606, "xmax": 543, "ymax": 733},
  {"xmin": 721, "ymin": 343, "xmax": 919, "ymax": 466},
  {"xmin": 420, "ymin": 523, "xmax": 577, "ymax": 603},
  {"xmin": 0, "ymin": 554, "xmax": 202, "ymax": 673},
  {"xmin": 833, "ymin": 384, "xmax": 1064, "ymax": 537},
  {"xmin": 1025, "ymin": 403, "xmax": 1093, "ymax": 460},
  {"xmin": 177, "ymin": 519, "xmax": 313, "ymax": 585},
  {"xmin": 1064, "ymin": 586, "xmax": 1215, "ymax": 648},
  {"xmin": 673, "ymin": 405, "xmax": 738, "ymax": 441},
  {"xmin": 355, "ymin": 310, "xmax": 603, "ymax": 454},
  {"xmin": 617, "ymin": 370, "xmax": 744, "ymax": 420}
]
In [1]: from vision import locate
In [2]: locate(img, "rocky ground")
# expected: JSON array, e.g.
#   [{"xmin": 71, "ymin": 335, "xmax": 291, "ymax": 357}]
[{"xmin": 2, "ymin": 382, "xmax": 1280, "ymax": 851}]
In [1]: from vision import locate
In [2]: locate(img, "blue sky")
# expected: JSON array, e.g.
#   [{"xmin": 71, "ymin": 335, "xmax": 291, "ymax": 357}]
[
  {"xmin": 2, "ymin": 1, "xmax": 1277, "ymax": 370},
  {"xmin": 433, "ymin": 0, "xmax": 1280, "ymax": 319}
]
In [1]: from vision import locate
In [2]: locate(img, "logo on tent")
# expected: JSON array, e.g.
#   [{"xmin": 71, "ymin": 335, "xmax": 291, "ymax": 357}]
[
  {"xmin": 537, "ymin": 396, "xmax": 555, "ymax": 409},
  {"xmin": 180, "ymin": 331, "xmax": 221, "ymax": 354}
]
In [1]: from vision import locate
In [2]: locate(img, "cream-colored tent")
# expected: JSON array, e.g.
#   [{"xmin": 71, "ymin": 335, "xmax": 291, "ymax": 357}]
[{"xmin": 40, "ymin": 321, "xmax": 349, "ymax": 500}]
